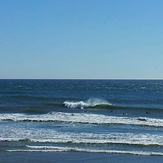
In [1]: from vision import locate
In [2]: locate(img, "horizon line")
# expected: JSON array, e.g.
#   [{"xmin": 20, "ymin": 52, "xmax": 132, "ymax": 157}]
[{"xmin": 0, "ymin": 78, "xmax": 163, "ymax": 80}]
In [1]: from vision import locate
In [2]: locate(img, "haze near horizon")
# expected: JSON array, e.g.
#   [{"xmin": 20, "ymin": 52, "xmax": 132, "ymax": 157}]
[{"xmin": 0, "ymin": 0, "xmax": 163, "ymax": 79}]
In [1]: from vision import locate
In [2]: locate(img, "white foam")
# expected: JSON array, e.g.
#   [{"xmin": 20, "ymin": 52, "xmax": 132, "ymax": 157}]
[
  {"xmin": 1, "ymin": 128, "xmax": 163, "ymax": 147},
  {"xmin": 64, "ymin": 101, "xmax": 89, "ymax": 109},
  {"xmin": 1, "ymin": 112, "xmax": 163, "ymax": 128},
  {"xmin": 64, "ymin": 98, "xmax": 111, "ymax": 109},
  {"xmin": 1, "ymin": 112, "xmax": 163, "ymax": 148}
]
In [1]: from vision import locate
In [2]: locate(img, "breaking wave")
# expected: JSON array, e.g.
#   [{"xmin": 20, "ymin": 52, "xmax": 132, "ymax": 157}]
[
  {"xmin": 63, "ymin": 98, "xmax": 163, "ymax": 111},
  {"xmin": 1, "ymin": 112, "xmax": 163, "ymax": 127},
  {"xmin": 63, "ymin": 98, "xmax": 112, "ymax": 109}
]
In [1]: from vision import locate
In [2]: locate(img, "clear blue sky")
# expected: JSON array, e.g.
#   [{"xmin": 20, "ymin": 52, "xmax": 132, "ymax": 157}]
[{"xmin": 0, "ymin": 0, "xmax": 163, "ymax": 79}]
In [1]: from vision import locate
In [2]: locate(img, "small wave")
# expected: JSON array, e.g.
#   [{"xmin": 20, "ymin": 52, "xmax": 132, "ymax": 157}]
[
  {"xmin": 2, "ymin": 131, "xmax": 163, "ymax": 149},
  {"xmin": 2, "ymin": 137, "xmax": 162, "ymax": 147},
  {"xmin": 64, "ymin": 98, "xmax": 112, "ymax": 109},
  {"xmin": 7, "ymin": 145, "xmax": 163, "ymax": 156}
]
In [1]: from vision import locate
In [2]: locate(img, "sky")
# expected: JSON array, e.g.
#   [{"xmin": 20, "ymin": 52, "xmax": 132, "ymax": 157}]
[{"xmin": 0, "ymin": 0, "xmax": 163, "ymax": 79}]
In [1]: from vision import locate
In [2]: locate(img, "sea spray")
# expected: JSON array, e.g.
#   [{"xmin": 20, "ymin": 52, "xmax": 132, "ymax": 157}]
[{"xmin": 63, "ymin": 98, "xmax": 111, "ymax": 109}]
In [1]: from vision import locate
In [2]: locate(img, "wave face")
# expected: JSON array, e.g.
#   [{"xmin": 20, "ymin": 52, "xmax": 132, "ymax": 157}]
[
  {"xmin": 1, "ymin": 79, "xmax": 163, "ymax": 159},
  {"xmin": 63, "ymin": 98, "xmax": 111, "ymax": 109}
]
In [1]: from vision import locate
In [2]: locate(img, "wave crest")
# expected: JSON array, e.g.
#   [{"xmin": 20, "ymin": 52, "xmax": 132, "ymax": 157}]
[
  {"xmin": 63, "ymin": 98, "xmax": 111, "ymax": 109},
  {"xmin": 7, "ymin": 146, "xmax": 163, "ymax": 156}
]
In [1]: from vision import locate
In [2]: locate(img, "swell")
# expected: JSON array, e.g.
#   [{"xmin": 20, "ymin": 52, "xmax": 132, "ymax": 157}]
[
  {"xmin": 1, "ymin": 94, "xmax": 80, "ymax": 104},
  {"xmin": 1, "ymin": 97, "xmax": 163, "ymax": 114}
]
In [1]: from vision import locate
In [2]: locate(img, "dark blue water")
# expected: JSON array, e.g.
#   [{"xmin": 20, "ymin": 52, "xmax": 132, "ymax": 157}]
[{"xmin": 1, "ymin": 80, "xmax": 163, "ymax": 157}]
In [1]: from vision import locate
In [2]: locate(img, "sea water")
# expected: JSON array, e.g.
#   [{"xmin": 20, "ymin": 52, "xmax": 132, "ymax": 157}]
[{"xmin": 1, "ymin": 80, "xmax": 163, "ymax": 159}]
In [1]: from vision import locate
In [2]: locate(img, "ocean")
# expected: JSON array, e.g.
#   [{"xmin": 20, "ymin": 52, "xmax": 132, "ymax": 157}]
[{"xmin": 1, "ymin": 79, "xmax": 163, "ymax": 162}]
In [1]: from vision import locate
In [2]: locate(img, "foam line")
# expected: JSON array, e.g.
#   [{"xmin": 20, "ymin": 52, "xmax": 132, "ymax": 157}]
[
  {"xmin": 1, "ymin": 132, "xmax": 163, "ymax": 147},
  {"xmin": 1, "ymin": 112, "xmax": 163, "ymax": 127},
  {"xmin": 7, "ymin": 146, "xmax": 163, "ymax": 156}
]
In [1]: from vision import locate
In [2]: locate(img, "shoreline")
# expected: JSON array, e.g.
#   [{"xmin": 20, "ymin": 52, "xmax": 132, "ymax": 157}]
[{"xmin": 1, "ymin": 152, "xmax": 163, "ymax": 163}]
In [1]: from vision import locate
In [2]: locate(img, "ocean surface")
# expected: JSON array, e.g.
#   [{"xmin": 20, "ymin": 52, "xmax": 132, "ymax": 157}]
[{"xmin": 1, "ymin": 79, "xmax": 163, "ymax": 161}]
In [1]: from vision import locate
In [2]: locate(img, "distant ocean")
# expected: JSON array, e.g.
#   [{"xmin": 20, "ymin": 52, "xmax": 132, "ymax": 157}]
[{"xmin": 1, "ymin": 80, "xmax": 163, "ymax": 162}]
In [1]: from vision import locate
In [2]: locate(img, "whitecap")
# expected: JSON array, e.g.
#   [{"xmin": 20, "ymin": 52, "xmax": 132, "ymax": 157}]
[{"xmin": 63, "ymin": 98, "xmax": 111, "ymax": 109}]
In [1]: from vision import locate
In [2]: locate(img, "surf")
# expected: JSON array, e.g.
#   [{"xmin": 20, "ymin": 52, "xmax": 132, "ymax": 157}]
[
  {"xmin": 1, "ymin": 112, "xmax": 163, "ymax": 128},
  {"xmin": 63, "ymin": 98, "xmax": 163, "ymax": 111},
  {"xmin": 25, "ymin": 146, "xmax": 163, "ymax": 156},
  {"xmin": 2, "ymin": 132, "xmax": 163, "ymax": 147},
  {"xmin": 7, "ymin": 146, "xmax": 163, "ymax": 156},
  {"xmin": 63, "ymin": 98, "xmax": 112, "ymax": 109}
]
